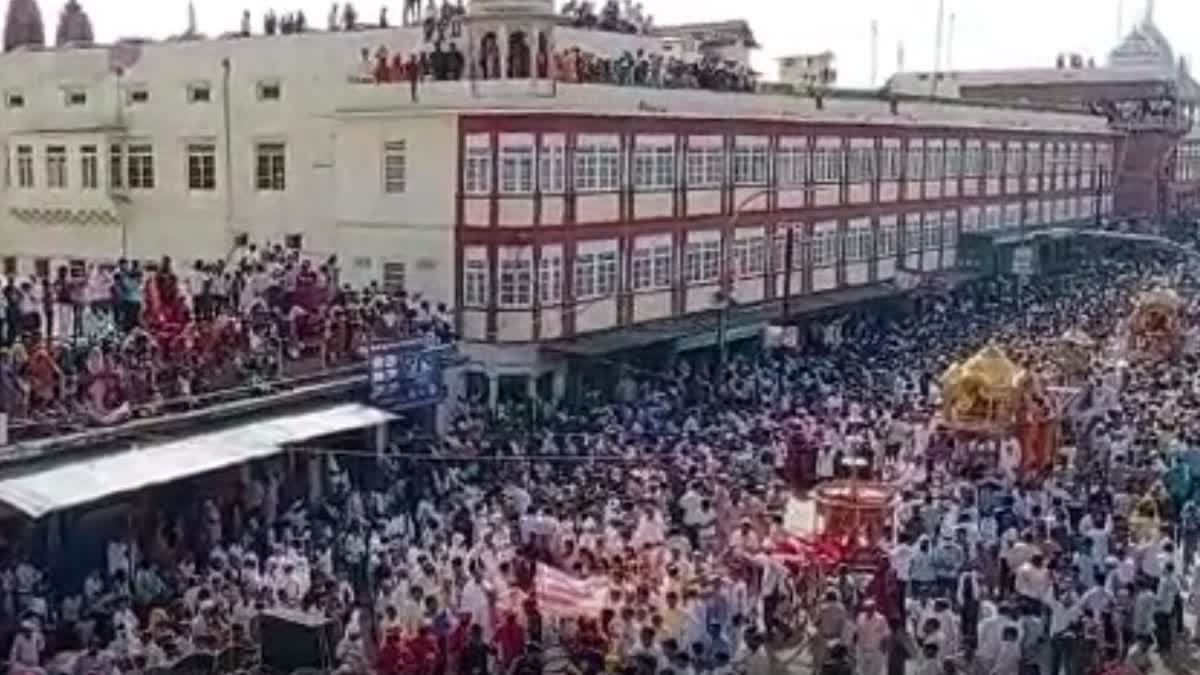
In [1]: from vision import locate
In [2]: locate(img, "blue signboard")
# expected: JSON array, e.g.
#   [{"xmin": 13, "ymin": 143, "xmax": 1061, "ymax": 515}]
[{"xmin": 369, "ymin": 338, "xmax": 455, "ymax": 411}]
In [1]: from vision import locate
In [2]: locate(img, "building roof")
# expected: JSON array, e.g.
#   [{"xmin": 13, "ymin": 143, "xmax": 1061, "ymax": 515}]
[
  {"xmin": 651, "ymin": 20, "xmax": 759, "ymax": 49},
  {"xmin": 887, "ymin": 10, "xmax": 1200, "ymax": 101},
  {"xmin": 778, "ymin": 50, "xmax": 833, "ymax": 61}
]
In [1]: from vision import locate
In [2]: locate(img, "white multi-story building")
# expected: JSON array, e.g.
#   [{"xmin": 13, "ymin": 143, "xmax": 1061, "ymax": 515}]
[
  {"xmin": 0, "ymin": 0, "xmax": 1120, "ymax": 398},
  {"xmin": 777, "ymin": 51, "xmax": 837, "ymax": 89}
]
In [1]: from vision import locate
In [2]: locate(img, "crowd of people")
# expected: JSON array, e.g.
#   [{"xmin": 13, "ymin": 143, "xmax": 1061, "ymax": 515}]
[
  {"xmin": 0, "ymin": 244, "xmax": 453, "ymax": 442},
  {"xmin": 356, "ymin": 41, "xmax": 757, "ymax": 95},
  {"xmin": 559, "ymin": 0, "xmax": 654, "ymax": 35},
  {"xmin": 4, "ymin": 241, "xmax": 1200, "ymax": 675}
]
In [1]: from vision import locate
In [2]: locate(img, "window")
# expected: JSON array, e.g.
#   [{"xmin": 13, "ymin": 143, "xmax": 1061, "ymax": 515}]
[
  {"xmin": 945, "ymin": 145, "xmax": 962, "ymax": 178},
  {"xmin": 464, "ymin": 147, "xmax": 492, "ymax": 195},
  {"xmin": 463, "ymin": 259, "xmax": 488, "ymax": 306},
  {"xmin": 498, "ymin": 258, "xmax": 533, "ymax": 307},
  {"xmin": 63, "ymin": 88, "xmax": 87, "ymax": 107},
  {"xmin": 109, "ymin": 144, "xmax": 123, "ymax": 189},
  {"xmin": 906, "ymin": 145, "xmax": 924, "ymax": 181},
  {"xmin": 254, "ymin": 142, "xmax": 286, "ymax": 191},
  {"xmin": 540, "ymin": 256, "xmax": 562, "ymax": 304},
  {"xmin": 685, "ymin": 242, "xmax": 703, "ymax": 283},
  {"xmin": 734, "ymin": 236, "xmax": 766, "ymax": 277},
  {"xmin": 684, "ymin": 241, "xmax": 720, "ymax": 284},
  {"xmin": 811, "ymin": 231, "xmax": 837, "ymax": 267},
  {"xmin": 127, "ymin": 143, "xmax": 155, "ymax": 189},
  {"xmin": 187, "ymin": 83, "xmax": 212, "ymax": 103},
  {"xmin": 843, "ymin": 227, "xmax": 870, "ymax": 262},
  {"xmin": 2, "ymin": 257, "xmax": 15, "ymax": 276},
  {"xmin": 848, "ymin": 146, "xmax": 877, "ymax": 183},
  {"xmin": 733, "ymin": 144, "xmax": 769, "ymax": 185},
  {"xmin": 5, "ymin": 92, "xmax": 23, "ymax": 108},
  {"xmin": 127, "ymin": 88, "xmax": 149, "ymax": 104},
  {"xmin": 539, "ymin": 146, "xmax": 565, "ymax": 193},
  {"xmin": 633, "ymin": 145, "xmax": 675, "ymax": 190},
  {"xmin": 925, "ymin": 146, "xmax": 943, "ymax": 181},
  {"xmin": 257, "ymin": 81, "xmax": 282, "ymax": 101},
  {"xmin": 812, "ymin": 147, "xmax": 845, "ymax": 184},
  {"xmin": 285, "ymin": 234, "xmax": 304, "ymax": 250},
  {"xmin": 187, "ymin": 143, "xmax": 216, "ymax": 191},
  {"xmin": 574, "ymin": 253, "xmax": 597, "ymax": 299},
  {"xmin": 574, "ymin": 144, "xmax": 621, "ymax": 192},
  {"xmin": 923, "ymin": 220, "xmax": 941, "ymax": 250},
  {"xmin": 500, "ymin": 146, "xmax": 535, "ymax": 194},
  {"xmin": 905, "ymin": 222, "xmax": 922, "ymax": 253},
  {"xmin": 382, "ymin": 261, "xmax": 406, "ymax": 294},
  {"xmin": 776, "ymin": 146, "xmax": 808, "ymax": 186},
  {"xmin": 16, "ymin": 145, "xmax": 33, "ymax": 188},
  {"xmin": 80, "ymin": 145, "xmax": 98, "ymax": 189},
  {"xmin": 631, "ymin": 248, "xmax": 653, "ymax": 290},
  {"xmin": 45, "ymin": 145, "xmax": 67, "ymax": 189},
  {"xmin": 652, "ymin": 246, "xmax": 672, "ymax": 288},
  {"xmin": 383, "ymin": 141, "xmax": 407, "ymax": 193},
  {"xmin": 1006, "ymin": 145, "xmax": 1024, "ymax": 177},
  {"xmin": 1027, "ymin": 146, "xmax": 1043, "ymax": 176},
  {"xmin": 686, "ymin": 146, "xmax": 724, "ymax": 188},
  {"xmin": 878, "ymin": 224, "xmax": 897, "ymax": 257},
  {"xmin": 596, "ymin": 252, "xmax": 618, "ymax": 296},
  {"xmin": 984, "ymin": 146, "xmax": 1002, "ymax": 177}
]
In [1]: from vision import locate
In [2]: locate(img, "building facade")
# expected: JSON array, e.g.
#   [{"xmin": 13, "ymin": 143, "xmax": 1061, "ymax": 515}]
[
  {"xmin": 777, "ymin": 51, "xmax": 837, "ymax": 89},
  {"xmin": 887, "ymin": 4, "xmax": 1198, "ymax": 222},
  {"xmin": 0, "ymin": 0, "xmax": 1123, "ymax": 396}
]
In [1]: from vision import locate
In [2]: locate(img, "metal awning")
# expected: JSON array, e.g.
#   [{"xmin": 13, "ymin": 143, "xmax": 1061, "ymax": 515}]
[
  {"xmin": 0, "ymin": 403, "xmax": 393, "ymax": 519},
  {"xmin": 543, "ymin": 283, "xmax": 903, "ymax": 357}
]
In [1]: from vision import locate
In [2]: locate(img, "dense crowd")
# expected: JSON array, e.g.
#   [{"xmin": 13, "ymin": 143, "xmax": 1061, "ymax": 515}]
[
  {"xmin": 0, "ymin": 244, "xmax": 453, "ymax": 441},
  {"xmin": 4, "ymin": 243, "xmax": 1200, "ymax": 675},
  {"xmin": 357, "ymin": 42, "xmax": 757, "ymax": 94}
]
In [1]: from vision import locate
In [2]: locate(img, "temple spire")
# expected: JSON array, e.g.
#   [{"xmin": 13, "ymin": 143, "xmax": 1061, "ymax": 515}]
[
  {"xmin": 186, "ymin": 0, "xmax": 197, "ymax": 35},
  {"xmin": 1143, "ymin": 0, "xmax": 1155, "ymax": 25},
  {"xmin": 3, "ymin": 0, "xmax": 46, "ymax": 51}
]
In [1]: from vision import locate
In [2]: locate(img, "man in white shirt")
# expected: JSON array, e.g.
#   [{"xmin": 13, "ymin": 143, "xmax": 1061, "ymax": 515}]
[
  {"xmin": 853, "ymin": 599, "xmax": 890, "ymax": 675},
  {"xmin": 1014, "ymin": 554, "xmax": 1051, "ymax": 605}
]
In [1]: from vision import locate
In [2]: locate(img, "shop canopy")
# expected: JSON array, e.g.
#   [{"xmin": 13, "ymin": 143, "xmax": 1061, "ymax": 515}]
[{"xmin": 0, "ymin": 403, "xmax": 393, "ymax": 520}]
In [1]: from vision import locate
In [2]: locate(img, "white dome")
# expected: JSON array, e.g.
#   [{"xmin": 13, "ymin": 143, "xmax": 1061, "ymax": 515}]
[{"xmin": 468, "ymin": 0, "xmax": 554, "ymax": 17}]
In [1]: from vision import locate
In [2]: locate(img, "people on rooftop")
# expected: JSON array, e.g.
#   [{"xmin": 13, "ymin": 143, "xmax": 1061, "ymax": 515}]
[{"xmin": 0, "ymin": 243, "xmax": 454, "ymax": 442}]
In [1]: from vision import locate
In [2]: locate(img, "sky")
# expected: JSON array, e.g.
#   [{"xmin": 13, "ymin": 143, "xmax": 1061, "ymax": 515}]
[{"xmin": 29, "ymin": 0, "xmax": 1196, "ymax": 86}]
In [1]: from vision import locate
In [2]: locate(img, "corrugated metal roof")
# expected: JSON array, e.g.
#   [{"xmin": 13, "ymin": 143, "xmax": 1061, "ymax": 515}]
[{"xmin": 0, "ymin": 403, "xmax": 392, "ymax": 519}]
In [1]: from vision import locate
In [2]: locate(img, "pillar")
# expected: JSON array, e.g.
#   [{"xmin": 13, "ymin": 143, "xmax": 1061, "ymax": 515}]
[
  {"xmin": 529, "ymin": 24, "xmax": 538, "ymax": 87},
  {"xmin": 499, "ymin": 25, "xmax": 509, "ymax": 80},
  {"xmin": 374, "ymin": 422, "xmax": 389, "ymax": 459},
  {"xmin": 308, "ymin": 455, "xmax": 323, "ymax": 505},
  {"xmin": 552, "ymin": 368, "xmax": 566, "ymax": 402},
  {"xmin": 487, "ymin": 372, "xmax": 499, "ymax": 410}
]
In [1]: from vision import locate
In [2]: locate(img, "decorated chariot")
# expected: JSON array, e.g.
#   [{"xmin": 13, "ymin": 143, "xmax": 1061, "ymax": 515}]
[
  {"xmin": 938, "ymin": 345, "xmax": 1059, "ymax": 476},
  {"xmin": 1126, "ymin": 287, "xmax": 1184, "ymax": 359}
]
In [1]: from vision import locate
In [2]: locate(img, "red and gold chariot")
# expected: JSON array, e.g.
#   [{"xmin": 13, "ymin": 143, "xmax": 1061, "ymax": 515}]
[{"xmin": 1127, "ymin": 287, "xmax": 1183, "ymax": 359}]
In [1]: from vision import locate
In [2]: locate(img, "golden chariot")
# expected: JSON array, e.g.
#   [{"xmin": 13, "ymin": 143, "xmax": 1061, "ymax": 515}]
[
  {"xmin": 939, "ymin": 345, "xmax": 1059, "ymax": 475},
  {"xmin": 1127, "ymin": 287, "xmax": 1183, "ymax": 358}
]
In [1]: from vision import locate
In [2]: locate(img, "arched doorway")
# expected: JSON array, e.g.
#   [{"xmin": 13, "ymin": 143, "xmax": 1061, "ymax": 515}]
[
  {"xmin": 480, "ymin": 31, "xmax": 500, "ymax": 79},
  {"xmin": 508, "ymin": 30, "xmax": 530, "ymax": 79}
]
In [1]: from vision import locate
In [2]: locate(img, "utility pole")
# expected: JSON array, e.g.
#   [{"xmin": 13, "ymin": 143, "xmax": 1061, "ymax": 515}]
[
  {"xmin": 869, "ymin": 20, "xmax": 879, "ymax": 87},
  {"xmin": 932, "ymin": 0, "xmax": 946, "ymax": 96}
]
